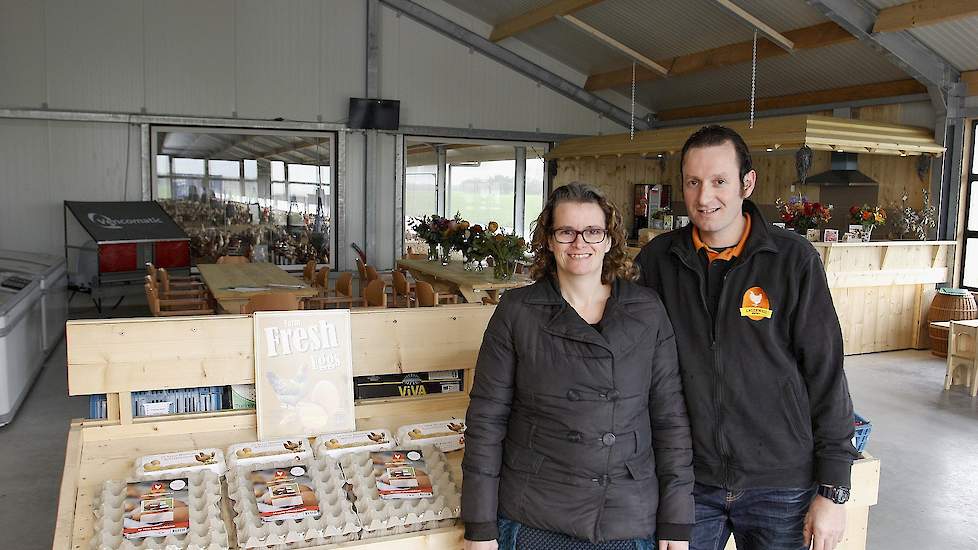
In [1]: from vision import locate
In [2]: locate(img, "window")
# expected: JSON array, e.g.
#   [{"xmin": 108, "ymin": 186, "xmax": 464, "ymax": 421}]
[
  {"xmin": 402, "ymin": 138, "xmax": 549, "ymax": 250},
  {"xmin": 962, "ymin": 121, "xmax": 978, "ymax": 288},
  {"xmin": 152, "ymin": 128, "xmax": 335, "ymax": 266}
]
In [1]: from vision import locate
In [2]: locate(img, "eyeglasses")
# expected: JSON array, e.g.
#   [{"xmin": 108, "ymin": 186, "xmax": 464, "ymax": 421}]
[{"xmin": 552, "ymin": 227, "xmax": 608, "ymax": 244}]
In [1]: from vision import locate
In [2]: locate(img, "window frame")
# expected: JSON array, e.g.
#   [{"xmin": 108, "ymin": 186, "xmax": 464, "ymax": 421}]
[{"xmin": 960, "ymin": 120, "xmax": 978, "ymax": 289}]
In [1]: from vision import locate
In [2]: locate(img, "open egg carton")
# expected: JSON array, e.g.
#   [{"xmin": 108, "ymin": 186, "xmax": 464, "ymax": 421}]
[
  {"xmin": 89, "ymin": 472, "xmax": 228, "ymax": 550},
  {"xmin": 338, "ymin": 446, "xmax": 461, "ymax": 540},
  {"xmin": 225, "ymin": 455, "xmax": 361, "ymax": 549}
]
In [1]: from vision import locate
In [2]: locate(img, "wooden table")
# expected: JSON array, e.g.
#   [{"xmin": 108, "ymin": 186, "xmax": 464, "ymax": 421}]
[
  {"xmin": 197, "ymin": 262, "xmax": 319, "ymax": 313},
  {"xmin": 397, "ymin": 258, "xmax": 533, "ymax": 303}
]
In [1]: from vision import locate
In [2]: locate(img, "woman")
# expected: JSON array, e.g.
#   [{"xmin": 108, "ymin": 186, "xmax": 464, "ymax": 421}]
[{"xmin": 461, "ymin": 183, "xmax": 694, "ymax": 550}]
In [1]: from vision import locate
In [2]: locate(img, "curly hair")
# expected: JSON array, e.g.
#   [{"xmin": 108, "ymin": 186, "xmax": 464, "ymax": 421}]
[{"xmin": 528, "ymin": 182, "xmax": 636, "ymax": 284}]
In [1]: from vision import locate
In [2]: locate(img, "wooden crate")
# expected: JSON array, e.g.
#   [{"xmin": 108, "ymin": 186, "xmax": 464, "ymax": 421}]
[{"xmin": 55, "ymin": 305, "xmax": 493, "ymax": 550}]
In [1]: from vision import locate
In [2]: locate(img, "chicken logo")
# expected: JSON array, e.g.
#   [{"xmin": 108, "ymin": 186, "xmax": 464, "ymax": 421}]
[{"xmin": 740, "ymin": 287, "xmax": 773, "ymax": 321}]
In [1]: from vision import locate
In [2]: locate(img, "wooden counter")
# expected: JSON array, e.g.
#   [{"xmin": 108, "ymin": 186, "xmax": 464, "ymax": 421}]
[{"xmin": 814, "ymin": 240, "xmax": 955, "ymax": 355}]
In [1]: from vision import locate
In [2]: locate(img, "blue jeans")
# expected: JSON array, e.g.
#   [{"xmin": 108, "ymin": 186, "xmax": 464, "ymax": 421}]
[
  {"xmin": 497, "ymin": 517, "xmax": 656, "ymax": 550},
  {"xmin": 690, "ymin": 483, "xmax": 816, "ymax": 550}
]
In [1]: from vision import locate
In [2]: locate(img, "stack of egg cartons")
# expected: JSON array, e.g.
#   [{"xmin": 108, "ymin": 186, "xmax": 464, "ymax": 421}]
[
  {"xmin": 89, "ymin": 449, "xmax": 229, "ymax": 550},
  {"xmin": 338, "ymin": 445, "xmax": 461, "ymax": 540},
  {"xmin": 225, "ymin": 438, "xmax": 361, "ymax": 548}
]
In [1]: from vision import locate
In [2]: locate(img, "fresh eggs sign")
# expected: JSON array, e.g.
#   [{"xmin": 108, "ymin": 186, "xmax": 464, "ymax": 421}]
[{"xmin": 254, "ymin": 310, "xmax": 356, "ymax": 440}]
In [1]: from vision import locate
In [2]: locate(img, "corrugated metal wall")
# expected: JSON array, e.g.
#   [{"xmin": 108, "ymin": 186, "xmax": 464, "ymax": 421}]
[{"xmin": 0, "ymin": 0, "xmax": 620, "ymax": 262}]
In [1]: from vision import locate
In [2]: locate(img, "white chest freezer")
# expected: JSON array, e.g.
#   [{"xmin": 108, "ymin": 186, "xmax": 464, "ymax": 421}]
[
  {"xmin": 0, "ymin": 250, "xmax": 68, "ymax": 355},
  {"xmin": 0, "ymin": 276, "xmax": 44, "ymax": 427}
]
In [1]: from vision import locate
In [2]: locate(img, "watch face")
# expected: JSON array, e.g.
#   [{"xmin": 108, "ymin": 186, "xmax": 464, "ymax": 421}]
[{"xmin": 821, "ymin": 485, "xmax": 850, "ymax": 504}]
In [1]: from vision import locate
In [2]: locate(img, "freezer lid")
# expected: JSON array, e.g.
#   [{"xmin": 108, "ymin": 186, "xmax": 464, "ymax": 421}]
[
  {"xmin": 64, "ymin": 201, "xmax": 189, "ymax": 244},
  {"xmin": 0, "ymin": 279, "xmax": 41, "ymax": 333},
  {"xmin": 0, "ymin": 251, "xmax": 67, "ymax": 290}
]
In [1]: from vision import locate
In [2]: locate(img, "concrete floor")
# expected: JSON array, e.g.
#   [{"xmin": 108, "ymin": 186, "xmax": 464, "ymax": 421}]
[{"xmin": 0, "ymin": 328, "xmax": 976, "ymax": 549}]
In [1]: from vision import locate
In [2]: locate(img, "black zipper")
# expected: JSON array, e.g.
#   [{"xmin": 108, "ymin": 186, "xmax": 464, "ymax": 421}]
[{"xmin": 672, "ymin": 247, "xmax": 749, "ymax": 489}]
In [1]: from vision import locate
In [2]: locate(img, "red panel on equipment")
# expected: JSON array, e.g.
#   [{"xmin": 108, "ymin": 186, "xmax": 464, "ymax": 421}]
[
  {"xmin": 98, "ymin": 243, "xmax": 138, "ymax": 273},
  {"xmin": 154, "ymin": 240, "xmax": 190, "ymax": 268}
]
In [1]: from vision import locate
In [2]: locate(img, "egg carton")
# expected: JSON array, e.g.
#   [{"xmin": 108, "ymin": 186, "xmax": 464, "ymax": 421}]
[
  {"xmin": 133, "ymin": 449, "xmax": 227, "ymax": 480},
  {"xmin": 338, "ymin": 447, "xmax": 460, "ymax": 540},
  {"xmin": 89, "ymin": 472, "xmax": 228, "ymax": 550},
  {"xmin": 226, "ymin": 455, "xmax": 360, "ymax": 549}
]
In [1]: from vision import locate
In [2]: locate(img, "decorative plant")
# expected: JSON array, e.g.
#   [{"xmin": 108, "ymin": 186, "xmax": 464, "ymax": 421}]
[
  {"xmin": 849, "ymin": 204, "xmax": 886, "ymax": 230},
  {"xmin": 890, "ymin": 190, "xmax": 936, "ymax": 240},
  {"xmin": 471, "ymin": 222, "xmax": 527, "ymax": 279},
  {"xmin": 775, "ymin": 195, "xmax": 832, "ymax": 231},
  {"xmin": 408, "ymin": 213, "xmax": 464, "ymax": 261}
]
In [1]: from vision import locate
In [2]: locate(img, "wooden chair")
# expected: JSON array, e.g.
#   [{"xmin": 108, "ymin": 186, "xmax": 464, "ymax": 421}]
[
  {"xmin": 158, "ymin": 268, "xmax": 208, "ymax": 298},
  {"xmin": 301, "ymin": 260, "xmax": 317, "ymax": 283},
  {"xmin": 364, "ymin": 279, "xmax": 388, "ymax": 308},
  {"xmin": 144, "ymin": 282, "xmax": 214, "ymax": 317},
  {"xmin": 304, "ymin": 270, "xmax": 367, "ymax": 310},
  {"xmin": 415, "ymin": 281, "xmax": 459, "ymax": 307},
  {"xmin": 481, "ymin": 296, "xmax": 499, "ymax": 305},
  {"xmin": 355, "ymin": 257, "xmax": 369, "ymax": 296},
  {"xmin": 145, "ymin": 262, "xmax": 200, "ymax": 287},
  {"xmin": 144, "ymin": 275, "xmax": 205, "ymax": 301},
  {"xmin": 334, "ymin": 271, "xmax": 355, "ymax": 298},
  {"xmin": 946, "ymin": 320, "xmax": 978, "ymax": 396},
  {"xmin": 240, "ymin": 292, "xmax": 302, "ymax": 314},
  {"xmin": 217, "ymin": 255, "xmax": 250, "ymax": 264},
  {"xmin": 312, "ymin": 266, "xmax": 332, "ymax": 295},
  {"xmin": 391, "ymin": 270, "xmax": 416, "ymax": 308}
]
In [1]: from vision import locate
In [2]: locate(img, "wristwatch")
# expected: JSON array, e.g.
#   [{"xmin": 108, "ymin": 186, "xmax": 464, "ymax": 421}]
[{"xmin": 817, "ymin": 485, "xmax": 850, "ymax": 504}]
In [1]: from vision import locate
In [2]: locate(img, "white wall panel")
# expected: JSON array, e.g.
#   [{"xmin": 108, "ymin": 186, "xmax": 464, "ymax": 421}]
[
  {"xmin": 468, "ymin": 52, "xmax": 537, "ymax": 132},
  {"xmin": 0, "ymin": 120, "xmax": 51, "ymax": 253},
  {"xmin": 373, "ymin": 133, "xmax": 397, "ymax": 271},
  {"xmin": 144, "ymin": 0, "xmax": 236, "ymax": 117},
  {"xmin": 0, "ymin": 1, "xmax": 46, "ymax": 108},
  {"xmin": 320, "ymin": 0, "xmax": 366, "ymax": 123},
  {"xmin": 235, "ymin": 0, "xmax": 320, "ymax": 121},
  {"xmin": 343, "ymin": 132, "xmax": 366, "ymax": 272},
  {"xmin": 44, "ymin": 0, "xmax": 144, "ymax": 112}
]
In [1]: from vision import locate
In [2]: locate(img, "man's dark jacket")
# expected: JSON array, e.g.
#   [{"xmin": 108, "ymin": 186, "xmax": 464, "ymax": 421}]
[
  {"xmin": 634, "ymin": 200, "xmax": 858, "ymax": 491},
  {"xmin": 461, "ymin": 277, "xmax": 694, "ymax": 543}
]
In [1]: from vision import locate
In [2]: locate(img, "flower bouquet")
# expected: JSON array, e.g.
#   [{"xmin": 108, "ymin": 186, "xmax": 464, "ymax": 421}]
[
  {"xmin": 775, "ymin": 195, "xmax": 832, "ymax": 233},
  {"xmin": 849, "ymin": 204, "xmax": 886, "ymax": 241},
  {"xmin": 471, "ymin": 222, "xmax": 528, "ymax": 280},
  {"xmin": 455, "ymin": 222, "xmax": 488, "ymax": 270},
  {"xmin": 408, "ymin": 213, "xmax": 463, "ymax": 264}
]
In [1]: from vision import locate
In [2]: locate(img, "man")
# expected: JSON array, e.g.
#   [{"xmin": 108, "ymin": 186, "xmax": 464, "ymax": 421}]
[{"xmin": 634, "ymin": 125, "xmax": 858, "ymax": 550}]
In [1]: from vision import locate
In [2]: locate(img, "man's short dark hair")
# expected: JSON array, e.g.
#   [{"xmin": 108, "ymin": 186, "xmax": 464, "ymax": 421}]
[{"xmin": 680, "ymin": 125, "xmax": 753, "ymax": 183}]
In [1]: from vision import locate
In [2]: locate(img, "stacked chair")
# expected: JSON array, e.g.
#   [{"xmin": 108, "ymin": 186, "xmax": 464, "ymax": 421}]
[
  {"xmin": 415, "ymin": 281, "xmax": 458, "ymax": 307},
  {"xmin": 303, "ymin": 272, "xmax": 366, "ymax": 309},
  {"xmin": 144, "ymin": 276, "xmax": 214, "ymax": 317}
]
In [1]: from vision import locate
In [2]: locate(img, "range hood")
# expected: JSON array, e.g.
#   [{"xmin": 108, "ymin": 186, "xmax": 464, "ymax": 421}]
[{"xmin": 805, "ymin": 152, "xmax": 878, "ymax": 186}]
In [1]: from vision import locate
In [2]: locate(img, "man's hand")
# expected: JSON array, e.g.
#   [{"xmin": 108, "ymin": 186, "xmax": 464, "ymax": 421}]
[
  {"xmin": 804, "ymin": 495, "xmax": 847, "ymax": 550},
  {"xmin": 658, "ymin": 540, "xmax": 689, "ymax": 550},
  {"xmin": 463, "ymin": 540, "xmax": 498, "ymax": 550}
]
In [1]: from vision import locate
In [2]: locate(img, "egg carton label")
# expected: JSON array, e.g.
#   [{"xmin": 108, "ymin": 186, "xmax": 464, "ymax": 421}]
[
  {"xmin": 135, "ymin": 448, "xmax": 226, "ymax": 477},
  {"xmin": 373, "ymin": 450, "xmax": 433, "ymax": 499},
  {"xmin": 123, "ymin": 478, "xmax": 190, "ymax": 540},
  {"xmin": 228, "ymin": 438, "xmax": 312, "ymax": 466},
  {"xmin": 314, "ymin": 429, "xmax": 395, "ymax": 457},
  {"xmin": 252, "ymin": 465, "xmax": 322, "ymax": 523}
]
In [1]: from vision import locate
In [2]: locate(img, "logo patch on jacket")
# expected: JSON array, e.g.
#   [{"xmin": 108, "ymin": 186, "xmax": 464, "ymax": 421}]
[{"xmin": 740, "ymin": 287, "xmax": 773, "ymax": 320}]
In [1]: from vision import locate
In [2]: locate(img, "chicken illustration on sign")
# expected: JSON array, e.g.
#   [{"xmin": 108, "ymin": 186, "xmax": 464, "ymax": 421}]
[{"xmin": 740, "ymin": 287, "xmax": 773, "ymax": 321}]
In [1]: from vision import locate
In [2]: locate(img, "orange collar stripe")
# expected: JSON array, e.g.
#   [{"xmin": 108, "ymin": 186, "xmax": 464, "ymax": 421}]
[{"xmin": 692, "ymin": 214, "xmax": 751, "ymax": 263}]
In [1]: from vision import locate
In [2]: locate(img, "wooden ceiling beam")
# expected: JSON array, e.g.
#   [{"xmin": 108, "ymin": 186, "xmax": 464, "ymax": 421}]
[
  {"xmin": 488, "ymin": 0, "xmax": 605, "ymax": 42},
  {"xmin": 656, "ymin": 79, "xmax": 927, "ymax": 121},
  {"xmin": 558, "ymin": 15, "xmax": 668, "ymax": 76},
  {"xmin": 711, "ymin": 0, "xmax": 793, "ymax": 52},
  {"xmin": 873, "ymin": 0, "xmax": 978, "ymax": 33},
  {"xmin": 585, "ymin": 21, "xmax": 855, "ymax": 91}
]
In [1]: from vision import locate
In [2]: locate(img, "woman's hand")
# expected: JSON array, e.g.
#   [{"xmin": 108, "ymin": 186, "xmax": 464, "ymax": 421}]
[
  {"xmin": 658, "ymin": 540, "xmax": 689, "ymax": 550},
  {"xmin": 463, "ymin": 540, "xmax": 498, "ymax": 550}
]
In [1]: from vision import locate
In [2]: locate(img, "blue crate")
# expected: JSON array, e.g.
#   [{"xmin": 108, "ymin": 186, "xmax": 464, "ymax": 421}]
[
  {"xmin": 853, "ymin": 412, "xmax": 872, "ymax": 453},
  {"xmin": 88, "ymin": 386, "xmax": 224, "ymax": 419}
]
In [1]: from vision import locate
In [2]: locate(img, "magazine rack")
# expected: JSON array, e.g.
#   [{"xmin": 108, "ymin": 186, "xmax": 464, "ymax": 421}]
[{"xmin": 55, "ymin": 304, "xmax": 492, "ymax": 549}]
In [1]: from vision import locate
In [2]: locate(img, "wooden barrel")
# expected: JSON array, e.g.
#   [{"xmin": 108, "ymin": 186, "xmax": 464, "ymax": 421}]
[{"xmin": 927, "ymin": 289, "xmax": 977, "ymax": 357}]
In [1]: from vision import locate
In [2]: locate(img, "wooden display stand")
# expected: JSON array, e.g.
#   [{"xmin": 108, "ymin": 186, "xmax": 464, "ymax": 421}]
[
  {"xmin": 54, "ymin": 305, "xmax": 880, "ymax": 550},
  {"xmin": 55, "ymin": 305, "xmax": 493, "ymax": 550}
]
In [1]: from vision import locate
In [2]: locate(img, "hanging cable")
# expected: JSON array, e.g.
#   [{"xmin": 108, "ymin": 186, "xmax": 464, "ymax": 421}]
[
  {"xmin": 630, "ymin": 61, "xmax": 636, "ymax": 141},
  {"xmin": 750, "ymin": 29, "xmax": 757, "ymax": 129}
]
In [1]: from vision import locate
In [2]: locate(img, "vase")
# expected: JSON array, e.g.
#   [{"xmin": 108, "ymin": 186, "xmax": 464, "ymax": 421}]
[
  {"xmin": 440, "ymin": 244, "xmax": 452, "ymax": 266},
  {"xmin": 860, "ymin": 225, "xmax": 874, "ymax": 242},
  {"xmin": 426, "ymin": 244, "xmax": 439, "ymax": 262},
  {"xmin": 492, "ymin": 258, "xmax": 515, "ymax": 280}
]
